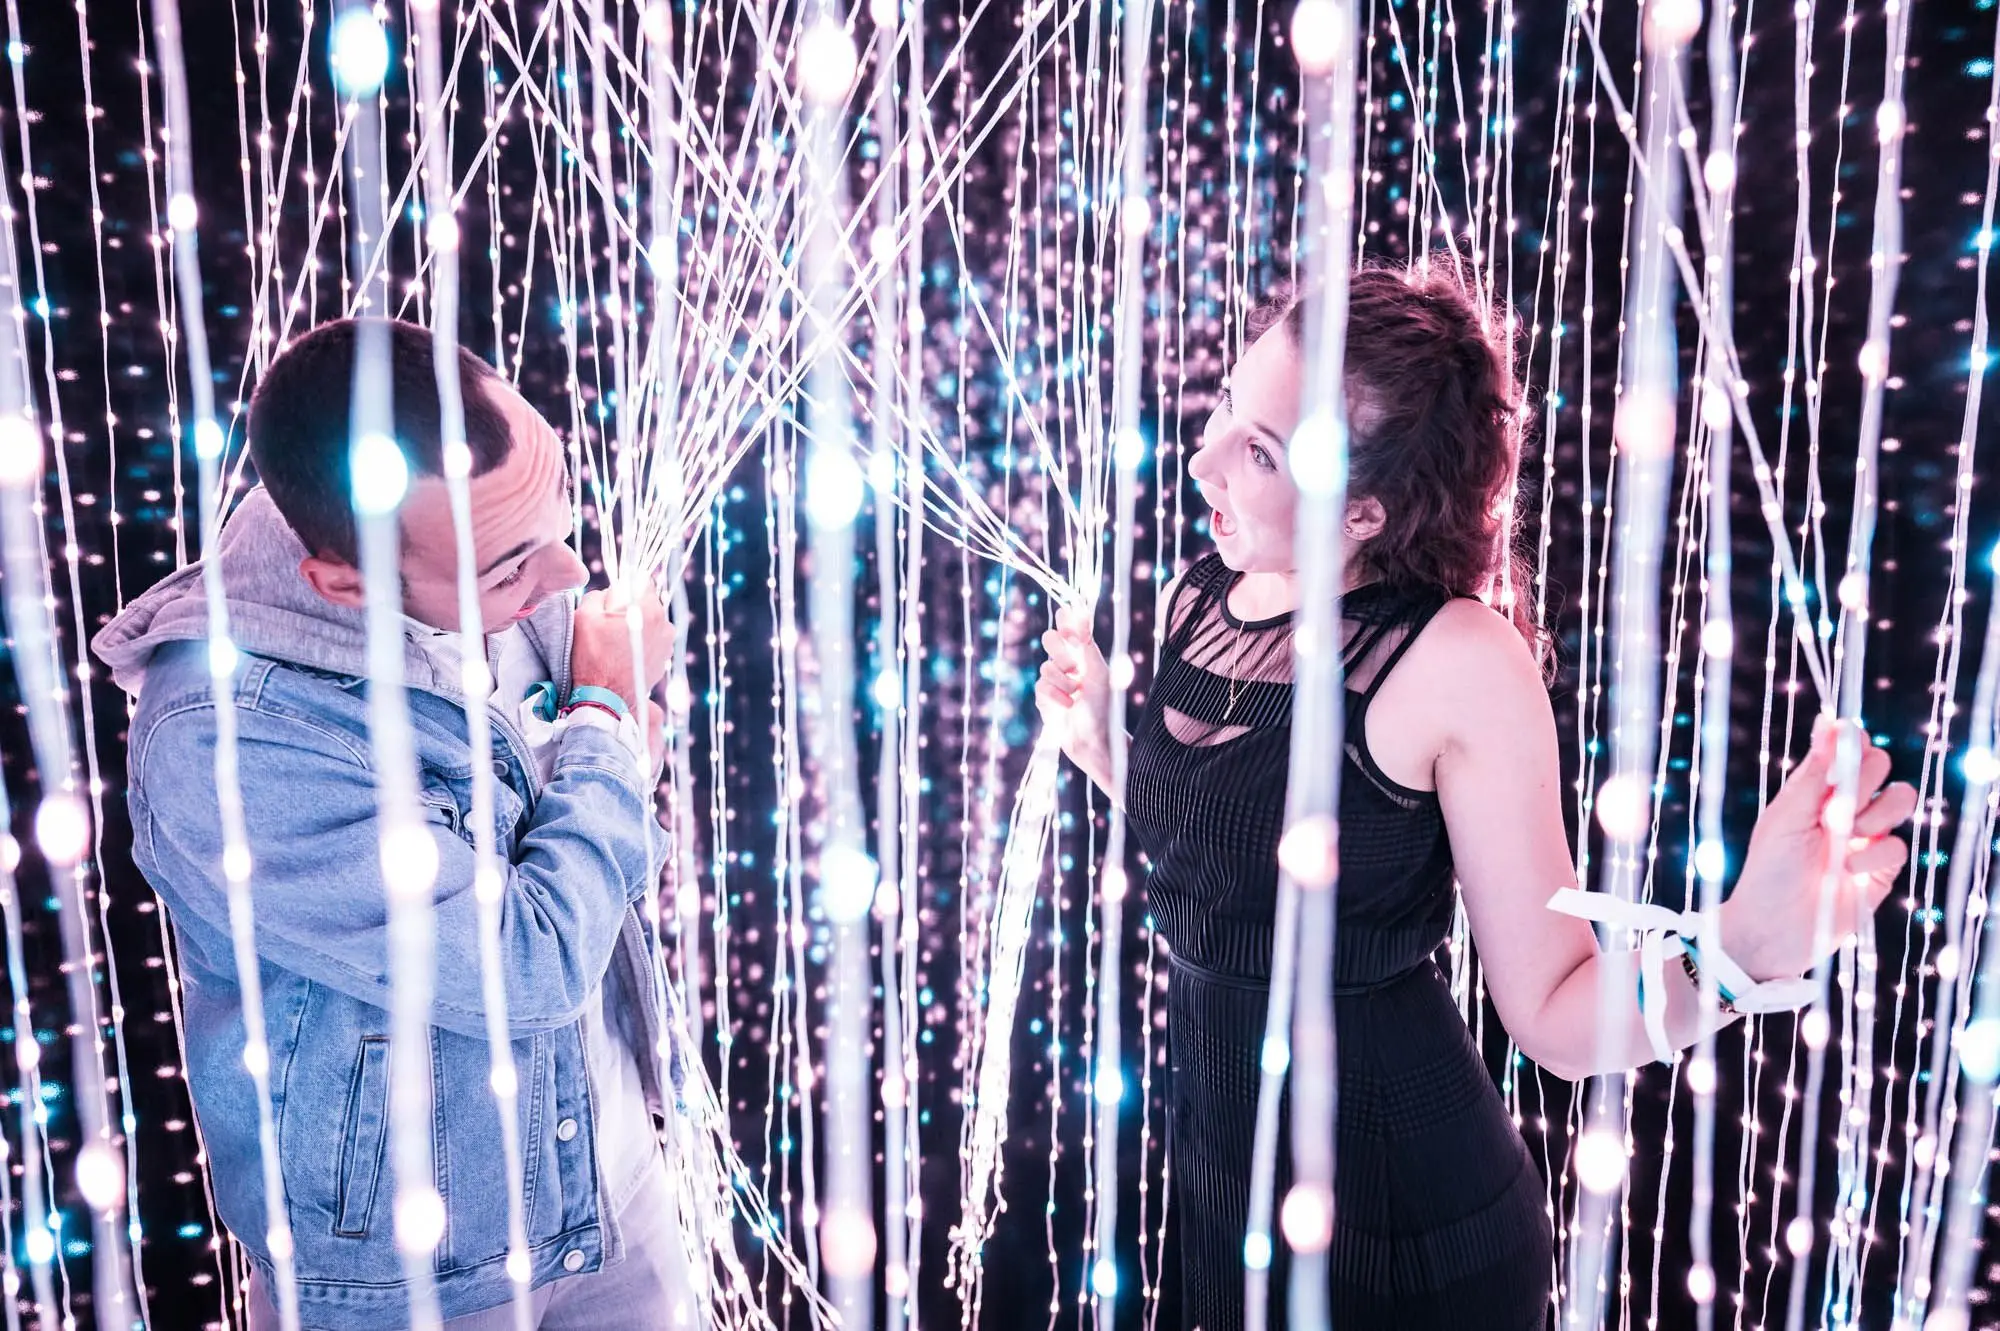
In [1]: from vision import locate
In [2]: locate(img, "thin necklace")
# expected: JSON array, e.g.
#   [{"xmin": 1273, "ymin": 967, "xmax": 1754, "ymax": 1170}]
[{"xmin": 1223, "ymin": 623, "xmax": 1250, "ymax": 721}]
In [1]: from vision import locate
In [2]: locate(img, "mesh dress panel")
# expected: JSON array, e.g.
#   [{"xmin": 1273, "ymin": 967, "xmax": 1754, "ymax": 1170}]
[{"xmin": 1127, "ymin": 553, "xmax": 1552, "ymax": 1331}]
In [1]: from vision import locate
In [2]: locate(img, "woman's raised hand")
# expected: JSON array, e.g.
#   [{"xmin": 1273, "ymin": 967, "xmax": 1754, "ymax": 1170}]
[
  {"xmin": 1718, "ymin": 717, "xmax": 1918, "ymax": 984},
  {"xmin": 1036, "ymin": 605, "xmax": 1116, "ymax": 799}
]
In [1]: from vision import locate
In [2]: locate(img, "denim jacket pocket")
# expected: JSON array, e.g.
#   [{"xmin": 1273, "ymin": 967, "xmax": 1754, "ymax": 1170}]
[
  {"xmin": 334, "ymin": 1037, "xmax": 392, "ymax": 1237},
  {"xmin": 420, "ymin": 783, "xmax": 469, "ymax": 843}
]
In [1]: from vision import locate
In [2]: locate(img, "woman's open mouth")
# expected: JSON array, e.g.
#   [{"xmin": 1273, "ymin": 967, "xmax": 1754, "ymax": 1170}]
[{"xmin": 1212, "ymin": 508, "xmax": 1237, "ymax": 538}]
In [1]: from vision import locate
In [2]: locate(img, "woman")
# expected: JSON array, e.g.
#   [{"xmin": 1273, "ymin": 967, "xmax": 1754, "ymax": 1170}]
[{"xmin": 1036, "ymin": 262, "xmax": 1917, "ymax": 1328}]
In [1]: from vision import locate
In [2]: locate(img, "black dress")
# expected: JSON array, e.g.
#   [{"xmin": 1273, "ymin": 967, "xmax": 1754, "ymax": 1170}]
[{"xmin": 1126, "ymin": 553, "xmax": 1552, "ymax": 1330}]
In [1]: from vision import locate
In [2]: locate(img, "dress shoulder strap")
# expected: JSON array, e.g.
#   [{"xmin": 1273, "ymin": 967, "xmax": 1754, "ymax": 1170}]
[{"xmin": 1354, "ymin": 590, "xmax": 1457, "ymax": 708}]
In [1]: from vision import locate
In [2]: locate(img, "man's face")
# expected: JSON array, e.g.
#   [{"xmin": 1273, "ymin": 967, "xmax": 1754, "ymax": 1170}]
[{"xmin": 395, "ymin": 379, "xmax": 589, "ymax": 633}]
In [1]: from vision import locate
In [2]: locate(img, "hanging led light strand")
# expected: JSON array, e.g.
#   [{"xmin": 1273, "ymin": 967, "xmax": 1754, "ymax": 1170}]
[
  {"xmin": 1244, "ymin": 2, "xmax": 1362, "ymax": 1328},
  {"xmin": 144, "ymin": 0, "xmax": 304, "ymax": 1324}
]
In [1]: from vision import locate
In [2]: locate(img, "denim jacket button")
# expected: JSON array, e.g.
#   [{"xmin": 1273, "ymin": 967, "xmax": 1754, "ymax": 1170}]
[
  {"xmin": 562, "ymin": 1249, "xmax": 585, "ymax": 1273},
  {"xmin": 556, "ymin": 1117, "xmax": 578, "ymax": 1142},
  {"xmin": 492, "ymin": 760, "xmax": 510, "ymax": 779}
]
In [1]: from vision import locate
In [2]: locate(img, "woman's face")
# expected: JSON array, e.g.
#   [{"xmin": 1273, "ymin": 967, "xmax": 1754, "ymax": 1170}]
[{"xmin": 1188, "ymin": 325, "xmax": 1306, "ymax": 574}]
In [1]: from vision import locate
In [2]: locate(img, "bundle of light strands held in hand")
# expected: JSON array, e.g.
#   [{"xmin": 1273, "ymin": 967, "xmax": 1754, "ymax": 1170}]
[{"xmin": 0, "ymin": 1, "xmax": 1996, "ymax": 1329}]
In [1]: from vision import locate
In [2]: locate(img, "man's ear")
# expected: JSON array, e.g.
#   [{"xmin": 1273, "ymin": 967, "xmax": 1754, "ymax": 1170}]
[
  {"xmin": 298, "ymin": 554, "xmax": 366, "ymax": 609},
  {"xmin": 1345, "ymin": 495, "xmax": 1387, "ymax": 543}
]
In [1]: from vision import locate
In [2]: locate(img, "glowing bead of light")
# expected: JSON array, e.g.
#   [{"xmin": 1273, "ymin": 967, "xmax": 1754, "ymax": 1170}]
[
  {"xmin": 1643, "ymin": 0, "xmax": 1702, "ymax": 51},
  {"xmin": 13, "ymin": 1039, "xmax": 36, "ymax": 1074},
  {"xmin": 820, "ymin": 844, "xmax": 878, "ymax": 924},
  {"xmin": 872, "ymin": 669, "xmax": 900, "ymax": 710},
  {"xmin": 1802, "ymin": 1006, "xmax": 1831, "ymax": 1051},
  {"xmin": 1702, "ymin": 152, "xmax": 1736, "ymax": 194},
  {"xmin": 1685, "ymin": 1055, "xmax": 1717, "ymax": 1096},
  {"xmin": 208, "ymin": 637, "xmax": 239, "ymax": 680},
  {"xmin": 379, "ymin": 823, "xmax": 439, "ymax": 899},
  {"xmin": 1289, "ymin": 0, "xmax": 1347, "ymax": 77},
  {"xmin": 1700, "ymin": 618, "xmax": 1734, "ymax": 659},
  {"xmin": 1278, "ymin": 814, "xmax": 1339, "ymax": 889},
  {"xmin": 1858, "ymin": 339, "xmax": 1889, "ymax": 383},
  {"xmin": 395, "ymin": 1186, "xmax": 447, "ymax": 1254},
  {"xmin": 1927, "ymin": 1310, "xmax": 1973, "ymax": 1331},
  {"xmin": 506, "ymin": 1250, "xmax": 532, "ymax": 1284},
  {"xmin": 330, "ymin": 8, "xmax": 392, "ymax": 97},
  {"xmin": 488, "ymin": 1062, "xmax": 517, "ymax": 1098},
  {"xmin": 796, "ymin": 15, "xmax": 859, "ymax": 107},
  {"xmin": 0, "ymin": 414, "xmax": 41, "ymax": 487},
  {"xmin": 1575, "ymin": 1127, "xmax": 1626, "ymax": 1195},
  {"xmin": 351, "ymin": 432, "xmax": 410, "ymax": 515},
  {"xmin": 1287, "ymin": 409, "xmax": 1344, "ymax": 497},
  {"xmin": 194, "ymin": 418, "xmax": 226, "ymax": 460},
  {"xmin": 1101, "ymin": 863, "xmax": 1128, "ymax": 903},
  {"xmin": 1876, "ymin": 99, "xmax": 1906, "ymax": 143},
  {"xmin": 1260, "ymin": 1036, "xmax": 1290, "ymax": 1076},
  {"xmin": 1785, "ymin": 1216, "xmax": 1814, "ymax": 1256},
  {"xmin": 1613, "ymin": 387, "xmax": 1676, "ymax": 458},
  {"xmin": 1113, "ymin": 425, "xmax": 1147, "ymax": 471},
  {"xmin": 1962, "ymin": 747, "xmax": 2000, "ymax": 785},
  {"xmin": 1119, "ymin": 193, "xmax": 1152, "ymax": 239},
  {"xmin": 1959, "ymin": 1016, "xmax": 2000, "ymax": 1084},
  {"xmin": 24, "ymin": 1227, "xmax": 53, "ymax": 1266},
  {"xmin": 1694, "ymin": 838, "xmax": 1726, "ymax": 884},
  {"xmin": 640, "ymin": 2, "xmax": 672, "ymax": 42},
  {"xmin": 1108, "ymin": 651, "xmax": 1136, "ymax": 690},
  {"xmin": 221, "ymin": 844, "xmax": 252, "ymax": 885},
  {"xmin": 1687, "ymin": 1263, "xmax": 1716, "ymax": 1304},
  {"xmin": 242, "ymin": 1040, "xmax": 269, "ymax": 1078},
  {"xmin": 1593, "ymin": 772, "xmax": 1649, "ymax": 842},
  {"xmin": 1243, "ymin": 1231, "xmax": 1273, "ymax": 1271},
  {"xmin": 805, "ymin": 445, "xmax": 865, "ymax": 529},
  {"xmin": 1090, "ymin": 1257, "xmax": 1118, "ymax": 1299},
  {"xmin": 34, "ymin": 793, "xmax": 89, "ymax": 866},
  {"xmin": 0, "ymin": 834, "xmax": 17, "ymax": 873},
  {"xmin": 75, "ymin": 1141, "xmax": 123, "ymax": 1211},
  {"xmin": 166, "ymin": 192, "xmax": 198, "ymax": 233},
  {"xmin": 866, "ymin": 445, "xmax": 896, "ymax": 494},
  {"xmin": 427, "ymin": 214, "xmax": 460, "ymax": 253},
  {"xmin": 1093, "ymin": 1065, "xmax": 1123, "ymax": 1105},
  {"xmin": 821, "ymin": 1208, "xmax": 878, "ymax": 1278},
  {"xmin": 1280, "ymin": 1184, "xmax": 1333, "ymax": 1253},
  {"xmin": 868, "ymin": 0, "xmax": 898, "ymax": 24}
]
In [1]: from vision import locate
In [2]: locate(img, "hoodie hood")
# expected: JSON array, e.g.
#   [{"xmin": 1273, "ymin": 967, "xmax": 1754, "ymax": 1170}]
[{"xmin": 93, "ymin": 486, "xmax": 572, "ymax": 697}]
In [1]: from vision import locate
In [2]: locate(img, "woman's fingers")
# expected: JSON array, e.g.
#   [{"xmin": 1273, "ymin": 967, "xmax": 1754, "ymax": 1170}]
[
  {"xmin": 1843, "ymin": 833, "xmax": 1909, "ymax": 882},
  {"xmin": 1850, "ymin": 780, "xmax": 1918, "ymax": 839}
]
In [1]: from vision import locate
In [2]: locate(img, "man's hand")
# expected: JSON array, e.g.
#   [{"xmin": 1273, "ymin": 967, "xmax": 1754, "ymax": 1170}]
[
  {"xmin": 1720, "ymin": 717, "xmax": 1918, "ymax": 982},
  {"xmin": 644, "ymin": 699, "xmax": 666, "ymax": 777},
  {"xmin": 571, "ymin": 582, "xmax": 672, "ymax": 715}
]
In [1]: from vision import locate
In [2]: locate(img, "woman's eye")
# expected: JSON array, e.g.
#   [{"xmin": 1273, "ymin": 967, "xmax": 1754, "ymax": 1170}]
[
  {"xmin": 496, "ymin": 566, "xmax": 527, "ymax": 589},
  {"xmin": 1250, "ymin": 444, "xmax": 1275, "ymax": 470}
]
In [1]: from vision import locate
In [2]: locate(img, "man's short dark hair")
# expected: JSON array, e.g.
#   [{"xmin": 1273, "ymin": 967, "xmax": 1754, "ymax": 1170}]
[{"xmin": 247, "ymin": 318, "xmax": 514, "ymax": 562}]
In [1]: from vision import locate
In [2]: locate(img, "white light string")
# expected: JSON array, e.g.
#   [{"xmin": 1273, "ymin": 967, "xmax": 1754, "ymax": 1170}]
[
  {"xmin": 331, "ymin": 8, "xmax": 449, "ymax": 1328},
  {"xmin": 406, "ymin": 2, "xmax": 536, "ymax": 1325},
  {"xmin": 144, "ymin": 0, "xmax": 303, "ymax": 1324},
  {"xmin": 1243, "ymin": 4, "xmax": 1362, "ymax": 1329}
]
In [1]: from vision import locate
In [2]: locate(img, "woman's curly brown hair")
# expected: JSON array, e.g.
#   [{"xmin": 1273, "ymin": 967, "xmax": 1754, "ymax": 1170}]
[{"xmin": 1247, "ymin": 258, "xmax": 1550, "ymax": 673}]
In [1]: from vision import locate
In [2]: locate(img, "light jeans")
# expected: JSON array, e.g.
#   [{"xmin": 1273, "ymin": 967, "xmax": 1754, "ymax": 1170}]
[{"xmin": 246, "ymin": 1152, "xmax": 698, "ymax": 1331}]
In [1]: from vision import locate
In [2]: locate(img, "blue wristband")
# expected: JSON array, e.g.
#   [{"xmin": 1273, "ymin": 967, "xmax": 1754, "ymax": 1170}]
[{"xmin": 564, "ymin": 684, "xmax": 632, "ymax": 722}]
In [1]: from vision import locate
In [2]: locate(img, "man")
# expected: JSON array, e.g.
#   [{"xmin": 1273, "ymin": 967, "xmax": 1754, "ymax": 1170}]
[{"xmin": 95, "ymin": 319, "xmax": 694, "ymax": 1329}]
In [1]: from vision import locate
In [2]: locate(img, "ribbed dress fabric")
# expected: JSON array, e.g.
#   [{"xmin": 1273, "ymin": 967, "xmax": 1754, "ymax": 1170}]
[{"xmin": 1126, "ymin": 553, "xmax": 1552, "ymax": 1331}]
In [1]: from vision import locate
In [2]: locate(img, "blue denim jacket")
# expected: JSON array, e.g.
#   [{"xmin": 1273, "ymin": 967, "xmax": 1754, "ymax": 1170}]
[{"xmin": 93, "ymin": 490, "xmax": 671, "ymax": 1327}]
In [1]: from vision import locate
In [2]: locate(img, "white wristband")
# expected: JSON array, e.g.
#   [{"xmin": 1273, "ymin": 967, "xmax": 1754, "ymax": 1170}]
[{"xmin": 1547, "ymin": 888, "xmax": 1818, "ymax": 1065}]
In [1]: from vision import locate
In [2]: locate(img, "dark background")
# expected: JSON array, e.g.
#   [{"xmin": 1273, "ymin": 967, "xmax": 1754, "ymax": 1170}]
[{"xmin": 0, "ymin": 1, "xmax": 1994, "ymax": 1327}]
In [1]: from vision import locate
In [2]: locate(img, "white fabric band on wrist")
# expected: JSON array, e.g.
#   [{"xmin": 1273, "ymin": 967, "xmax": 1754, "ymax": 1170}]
[{"xmin": 1547, "ymin": 888, "xmax": 1819, "ymax": 1065}]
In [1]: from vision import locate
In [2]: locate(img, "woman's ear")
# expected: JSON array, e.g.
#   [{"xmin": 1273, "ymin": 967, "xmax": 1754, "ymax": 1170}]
[{"xmin": 1344, "ymin": 495, "xmax": 1386, "ymax": 543}]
